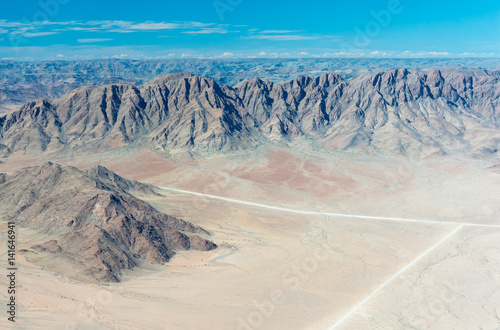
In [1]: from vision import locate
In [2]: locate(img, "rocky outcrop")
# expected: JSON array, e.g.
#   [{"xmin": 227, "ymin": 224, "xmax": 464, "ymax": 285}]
[{"xmin": 0, "ymin": 162, "xmax": 216, "ymax": 282}]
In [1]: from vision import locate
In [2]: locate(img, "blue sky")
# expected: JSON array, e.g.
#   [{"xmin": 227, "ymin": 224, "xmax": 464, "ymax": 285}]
[{"xmin": 0, "ymin": 0, "xmax": 498, "ymax": 60}]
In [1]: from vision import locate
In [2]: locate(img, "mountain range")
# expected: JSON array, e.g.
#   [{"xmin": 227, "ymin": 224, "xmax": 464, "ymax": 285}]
[
  {"xmin": 0, "ymin": 68, "xmax": 498, "ymax": 158},
  {"xmin": 1, "ymin": 58, "xmax": 499, "ymax": 114}
]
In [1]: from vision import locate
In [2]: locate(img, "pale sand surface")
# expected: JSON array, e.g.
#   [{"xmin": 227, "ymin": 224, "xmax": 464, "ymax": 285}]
[
  {"xmin": 337, "ymin": 226, "xmax": 500, "ymax": 329},
  {"xmin": 0, "ymin": 147, "xmax": 499, "ymax": 329}
]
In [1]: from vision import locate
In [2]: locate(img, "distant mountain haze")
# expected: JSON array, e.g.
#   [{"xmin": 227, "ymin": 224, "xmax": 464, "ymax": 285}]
[{"xmin": 1, "ymin": 58, "xmax": 499, "ymax": 113}]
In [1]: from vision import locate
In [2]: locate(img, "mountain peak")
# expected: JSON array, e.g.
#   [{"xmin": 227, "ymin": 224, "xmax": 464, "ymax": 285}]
[
  {"xmin": 317, "ymin": 72, "xmax": 343, "ymax": 87},
  {"xmin": 143, "ymin": 72, "xmax": 222, "ymax": 87}
]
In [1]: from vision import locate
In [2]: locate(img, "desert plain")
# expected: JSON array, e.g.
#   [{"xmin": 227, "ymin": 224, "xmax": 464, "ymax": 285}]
[{"xmin": 0, "ymin": 145, "xmax": 499, "ymax": 330}]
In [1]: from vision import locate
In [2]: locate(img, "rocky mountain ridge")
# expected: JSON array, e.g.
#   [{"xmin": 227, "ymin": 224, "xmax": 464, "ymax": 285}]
[{"xmin": 0, "ymin": 69, "xmax": 498, "ymax": 158}]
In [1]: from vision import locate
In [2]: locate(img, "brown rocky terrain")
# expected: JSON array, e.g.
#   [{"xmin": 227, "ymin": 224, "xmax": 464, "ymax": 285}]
[
  {"xmin": 0, "ymin": 162, "xmax": 216, "ymax": 282},
  {"xmin": 0, "ymin": 63, "xmax": 498, "ymax": 329},
  {"xmin": 0, "ymin": 69, "xmax": 498, "ymax": 159}
]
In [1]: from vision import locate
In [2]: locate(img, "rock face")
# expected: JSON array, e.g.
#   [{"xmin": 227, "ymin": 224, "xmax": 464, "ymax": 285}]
[
  {"xmin": 0, "ymin": 162, "xmax": 216, "ymax": 282},
  {"xmin": 0, "ymin": 70, "xmax": 499, "ymax": 157}
]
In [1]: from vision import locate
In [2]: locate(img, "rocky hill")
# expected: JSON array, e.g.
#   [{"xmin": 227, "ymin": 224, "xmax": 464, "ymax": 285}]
[
  {"xmin": 0, "ymin": 69, "xmax": 499, "ymax": 158},
  {"xmin": 0, "ymin": 162, "xmax": 216, "ymax": 282}
]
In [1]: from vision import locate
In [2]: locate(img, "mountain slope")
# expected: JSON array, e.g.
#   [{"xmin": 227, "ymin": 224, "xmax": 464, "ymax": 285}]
[
  {"xmin": 0, "ymin": 69, "xmax": 498, "ymax": 158},
  {"xmin": 0, "ymin": 162, "xmax": 216, "ymax": 282}
]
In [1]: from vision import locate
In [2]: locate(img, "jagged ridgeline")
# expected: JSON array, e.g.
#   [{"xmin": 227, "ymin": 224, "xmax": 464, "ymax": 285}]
[{"xmin": 0, "ymin": 70, "xmax": 499, "ymax": 157}]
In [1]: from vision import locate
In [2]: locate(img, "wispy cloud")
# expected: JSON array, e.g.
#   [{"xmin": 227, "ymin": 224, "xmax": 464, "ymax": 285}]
[
  {"xmin": 400, "ymin": 50, "xmax": 451, "ymax": 57},
  {"xmin": 260, "ymin": 30, "xmax": 301, "ymax": 34},
  {"xmin": 23, "ymin": 32, "xmax": 58, "ymax": 38},
  {"xmin": 0, "ymin": 20, "xmax": 229, "ymax": 37},
  {"xmin": 127, "ymin": 22, "xmax": 181, "ymax": 30},
  {"xmin": 213, "ymin": 52, "xmax": 234, "ymax": 58},
  {"xmin": 67, "ymin": 27, "xmax": 102, "ymax": 32},
  {"xmin": 0, "ymin": 20, "xmax": 23, "ymax": 28},
  {"xmin": 370, "ymin": 50, "xmax": 388, "ymax": 56},
  {"xmin": 183, "ymin": 27, "xmax": 228, "ymax": 35},
  {"xmin": 417, "ymin": 51, "xmax": 450, "ymax": 56},
  {"xmin": 62, "ymin": 20, "xmax": 216, "ymax": 33},
  {"xmin": 246, "ymin": 34, "xmax": 319, "ymax": 41},
  {"xmin": 77, "ymin": 38, "xmax": 112, "ymax": 43}
]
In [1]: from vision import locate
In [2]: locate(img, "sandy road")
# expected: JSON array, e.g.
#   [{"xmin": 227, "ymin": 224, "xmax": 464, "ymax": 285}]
[
  {"xmin": 160, "ymin": 186, "xmax": 500, "ymax": 229},
  {"xmin": 328, "ymin": 224, "xmax": 465, "ymax": 329}
]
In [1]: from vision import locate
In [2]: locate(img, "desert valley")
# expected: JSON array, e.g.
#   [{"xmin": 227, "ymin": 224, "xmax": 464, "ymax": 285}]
[{"xmin": 0, "ymin": 62, "xmax": 499, "ymax": 329}]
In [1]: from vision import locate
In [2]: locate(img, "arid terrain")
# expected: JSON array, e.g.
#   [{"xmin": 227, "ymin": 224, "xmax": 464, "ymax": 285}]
[
  {"xmin": 1, "ymin": 0, "xmax": 499, "ymax": 326},
  {"xmin": 0, "ymin": 55, "xmax": 499, "ymax": 329},
  {"xmin": 0, "ymin": 144, "xmax": 499, "ymax": 329},
  {"xmin": 2, "ymin": 0, "xmax": 500, "ymax": 325}
]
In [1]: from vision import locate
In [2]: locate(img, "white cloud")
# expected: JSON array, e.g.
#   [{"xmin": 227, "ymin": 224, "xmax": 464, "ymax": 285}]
[
  {"xmin": 258, "ymin": 51, "xmax": 267, "ymax": 56},
  {"xmin": 128, "ymin": 22, "xmax": 181, "ymax": 30},
  {"xmin": 260, "ymin": 30, "xmax": 300, "ymax": 34},
  {"xmin": 405, "ymin": 51, "xmax": 451, "ymax": 57},
  {"xmin": 370, "ymin": 51, "xmax": 388, "ymax": 56},
  {"xmin": 56, "ymin": 54, "xmax": 64, "ymax": 58},
  {"xmin": 186, "ymin": 21, "xmax": 214, "ymax": 28},
  {"xmin": 77, "ymin": 38, "xmax": 112, "ymax": 43},
  {"xmin": 183, "ymin": 28, "xmax": 228, "ymax": 35},
  {"xmin": 216, "ymin": 52, "xmax": 234, "ymax": 57},
  {"xmin": 40, "ymin": 21, "xmax": 79, "ymax": 26},
  {"xmin": 0, "ymin": 20, "xmax": 23, "ymax": 28},
  {"xmin": 0, "ymin": 20, "xmax": 226, "ymax": 36},
  {"xmin": 85, "ymin": 20, "xmax": 132, "ymax": 29},
  {"xmin": 421, "ymin": 51, "xmax": 450, "ymax": 56},
  {"xmin": 458, "ymin": 52, "xmax": 496, "ymax": 57},
  {"xmin": 322, "ymin": 52, "xmax": 365, "ymax": 57},
  {"xmin": 108, "ymin": 29, "xmax": 136, "ymax": 33},
  {"xmin": 245, "ymin": 34, "xmax": 319, "ymax": 41},
  {"xmin": 67, "ymin": 27, "xmax": 101, "ymax": 32},
  {"xmin": 23, "ymin": 32, "xmax": 58, "ymax": 38}
]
